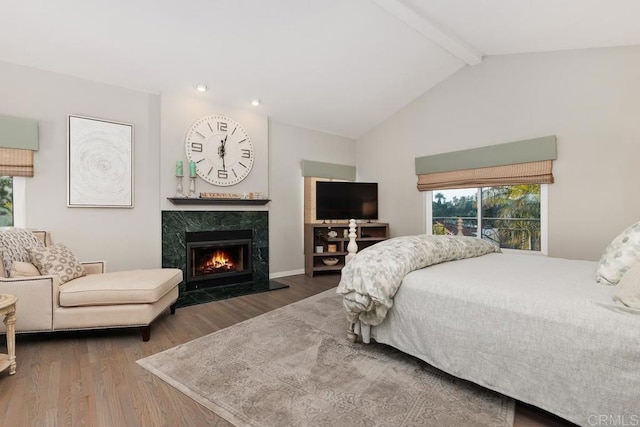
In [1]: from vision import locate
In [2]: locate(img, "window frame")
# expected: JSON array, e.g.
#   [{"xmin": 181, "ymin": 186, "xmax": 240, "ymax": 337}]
[
  {"xmin": 425, "ymin": 184, "xmax": 548, "ymax": 255},
  {"xmin": 12, "ymin": 176, "xmax": 26, "ymax": 227}
]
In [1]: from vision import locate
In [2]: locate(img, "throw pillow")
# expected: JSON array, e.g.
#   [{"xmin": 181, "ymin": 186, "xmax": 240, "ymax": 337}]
[
  {"xmin": 28, "ymin": 244, "xmax": 86, "ymax": 284},
  {"xmin": 9, "ymin": 261, "xmax": 41, "ymax": 278},
  {"xmin": 613, "ymin": 262, "xmax": 640, "ymax": 309},
  {"xmin": 595, "ymin": 221, "xmax": 640, "ymax": 285},
  {"xmin": 0, "ymin": 228, "xmax": 45, "ymax": 277}
]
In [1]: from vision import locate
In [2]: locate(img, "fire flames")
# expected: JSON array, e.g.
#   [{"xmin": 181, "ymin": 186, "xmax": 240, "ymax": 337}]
[{"xmin": 200, "ymin": 250, "xmax": 235, "ymax": 274}]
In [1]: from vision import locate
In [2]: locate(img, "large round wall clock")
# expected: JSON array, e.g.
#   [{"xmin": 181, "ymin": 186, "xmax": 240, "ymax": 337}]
[{"xmin": 185, "ymin": 114, "xmax": 255, "ymax": 186}]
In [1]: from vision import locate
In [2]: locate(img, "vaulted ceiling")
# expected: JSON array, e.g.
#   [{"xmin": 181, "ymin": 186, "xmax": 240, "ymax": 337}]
[{"xmin": 2, "ymin": 0, "xmax": 640, "ymax": 138}]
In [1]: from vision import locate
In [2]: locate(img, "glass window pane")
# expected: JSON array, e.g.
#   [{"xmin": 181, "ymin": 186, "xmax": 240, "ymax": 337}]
[
  {"xmin": 432, "ymin": 188, "xmax": 478, "ymax": 237},
  {"xmin": 481, "ymin": 185, "xmax": 541, "ymax": 251},
  {"xmin": 0, "ymin": 176, "xmax": 13, "ymax": 227}
]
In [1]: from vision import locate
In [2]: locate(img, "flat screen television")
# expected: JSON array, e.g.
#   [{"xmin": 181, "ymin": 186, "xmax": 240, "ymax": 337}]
[{"xmin": 315, "ymin": 181, "xmax": 378, "ymax": 221}]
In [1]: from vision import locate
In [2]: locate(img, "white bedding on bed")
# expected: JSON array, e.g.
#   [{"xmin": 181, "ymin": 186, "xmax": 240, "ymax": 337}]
[
  {"xmin": 337, "ymin": 234, "xmax": 500, "ymax": 325},
  {"xmin": 365, "ymin": 252, "xmax": 640, "ymax": 426}
]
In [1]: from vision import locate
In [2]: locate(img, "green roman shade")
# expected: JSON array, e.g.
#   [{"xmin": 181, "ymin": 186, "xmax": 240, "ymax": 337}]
[
  {"xmin": 301, "ymin": 160, "xmax": 356, "ymax": 181},
  {"xmin": 415, "ymin": 136, "xmax": 557, "ymax": 191},
  {"xmin": 0, "ymin": 115, "xmax": 39, "ymax": 177},
  {"xmin": 0, "ymin": 116, "xmax": 39, "ymax": 151}
]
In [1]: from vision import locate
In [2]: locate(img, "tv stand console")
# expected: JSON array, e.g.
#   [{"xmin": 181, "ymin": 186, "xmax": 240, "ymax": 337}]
[{"xmin": 304, "ymin": 222, "xmax": 389, "ymax": 277}]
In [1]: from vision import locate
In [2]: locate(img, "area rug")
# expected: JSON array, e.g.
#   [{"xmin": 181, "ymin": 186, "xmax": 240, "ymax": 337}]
[{"xmin": 137, "ymin": 289, "xmax": 515, "ymax": 427}]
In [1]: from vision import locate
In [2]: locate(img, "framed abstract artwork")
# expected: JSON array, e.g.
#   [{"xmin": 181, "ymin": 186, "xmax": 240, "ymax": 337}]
[{"xmin": 67, "ymin": 115, "xmax": 134, "ymax": 208}]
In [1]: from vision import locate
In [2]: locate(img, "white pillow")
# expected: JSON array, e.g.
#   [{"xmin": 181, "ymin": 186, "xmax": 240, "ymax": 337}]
[
  {"xmin": 9, "ymin": 261, "xmax": 41, "ymax": 278},
  {"xmin": 613, "ymin": 262, "xmax": 640, "ymax": 309},
  {"xmin": 595, "ymin": 221, "xmax": 640, "ymax": 285}
]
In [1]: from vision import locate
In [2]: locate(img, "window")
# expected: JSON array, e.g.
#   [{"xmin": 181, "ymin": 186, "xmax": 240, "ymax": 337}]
[
  {"xmin": 427, "ymin": 184, "xmax": 547, "ymax": 253},
  {"xmin": 0, "ymin": 176, "xmax": 13, "ymax": 226},
  {"xmin": 0, "ymin": 176, "xmax": 25, "ymax": 227}
]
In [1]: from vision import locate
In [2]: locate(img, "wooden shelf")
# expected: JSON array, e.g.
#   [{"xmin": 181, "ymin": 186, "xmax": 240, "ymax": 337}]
[
  {"xmin": 313, "ymin": 252, "xmax": 347, "ymax": 257},
  {"xmin": 167, "ymin": 197, "xmax": 270, "ymax": 206},
  {"xmin": 304, "ymin": 222, "xmax": 389, "ymax": 277},
  {"xmin": 312, "ymin": 265, "xmax": 344, "ymax": 272}
]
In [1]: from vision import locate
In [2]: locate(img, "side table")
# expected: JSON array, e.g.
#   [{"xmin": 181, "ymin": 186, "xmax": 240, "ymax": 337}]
[{"xmin": 0, "ymin": 294, "xmax": 17, "ymax": 376}]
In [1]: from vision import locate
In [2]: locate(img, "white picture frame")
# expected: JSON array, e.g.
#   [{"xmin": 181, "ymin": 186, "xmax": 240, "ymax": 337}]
[{"xmin": 67, "ymin": 115, "xmax": 134, "ymax": 208}]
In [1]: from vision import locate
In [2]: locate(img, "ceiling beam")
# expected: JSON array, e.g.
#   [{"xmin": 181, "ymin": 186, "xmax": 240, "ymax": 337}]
[{"xmin": 372, "ymin": 0, "xmax": 482, "ymax": 66}]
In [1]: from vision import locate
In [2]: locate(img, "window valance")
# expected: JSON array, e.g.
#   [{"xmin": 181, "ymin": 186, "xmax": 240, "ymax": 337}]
[
  {"xmin": 415, "ymin": 136, "xmax": 556, "ymax": 191},
  {"xmin": 0, "ymin": 115, "xmax": 39, "ymax": 177},
  {"xmin": 301, "ymin": 160, "xmax": 356, "ymax": 181}
]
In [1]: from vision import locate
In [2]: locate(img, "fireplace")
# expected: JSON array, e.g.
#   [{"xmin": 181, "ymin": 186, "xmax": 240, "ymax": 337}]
[
  {"xmin": 186, "ymin": 230, "xmax": 253, "ymax": 291},
  {"xmin": 162, "ymin": 210, "xmax": 269, "ymax": 306}
]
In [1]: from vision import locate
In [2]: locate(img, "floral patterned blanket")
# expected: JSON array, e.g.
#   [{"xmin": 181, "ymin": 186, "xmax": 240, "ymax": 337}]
[{"xmin": 336, "ymin": 235, "xmax": 501, "ymax": 325}]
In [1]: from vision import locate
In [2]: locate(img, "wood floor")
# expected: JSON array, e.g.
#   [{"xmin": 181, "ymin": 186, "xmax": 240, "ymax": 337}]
[{"xmin": 0, "ymin": 273, "xmax": 575, "ymax": 426}]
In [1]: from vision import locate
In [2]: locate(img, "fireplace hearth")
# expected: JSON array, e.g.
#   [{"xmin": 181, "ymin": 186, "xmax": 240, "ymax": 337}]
[{"xmin": 186, "ymin": 230, "xmax": 253, "ymax": 291}]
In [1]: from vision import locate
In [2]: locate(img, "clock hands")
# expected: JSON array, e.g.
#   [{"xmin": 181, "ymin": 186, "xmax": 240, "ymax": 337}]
[{"xmin": 218, "ymin": 135, "xmax": 228, "ymax": 170}]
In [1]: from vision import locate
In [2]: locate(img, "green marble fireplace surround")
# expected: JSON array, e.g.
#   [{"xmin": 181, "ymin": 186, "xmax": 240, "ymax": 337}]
[{"xmin": 162, "ymin": 210, "xmax": 269, "ymax": 306}]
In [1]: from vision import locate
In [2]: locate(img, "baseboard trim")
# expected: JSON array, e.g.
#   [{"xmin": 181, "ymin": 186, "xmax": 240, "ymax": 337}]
[{"xmin": 270, "ymin": 269, "xmax": 304, "ymax": 279}]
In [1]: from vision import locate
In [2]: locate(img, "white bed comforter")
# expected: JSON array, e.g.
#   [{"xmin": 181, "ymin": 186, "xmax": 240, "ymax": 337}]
[
  {"xmin": 336, "ymin": 235, "xmax": 500, "ymax": 325},
  {"xmin": 368, "ymin": 253, "xmax": 640, "ymax": 426}
]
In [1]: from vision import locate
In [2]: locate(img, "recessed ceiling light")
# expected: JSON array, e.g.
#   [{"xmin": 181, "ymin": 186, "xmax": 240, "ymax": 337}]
[
  {"xmin": 251, "ymin": 99, "xmax": 261, "ymax": 106},
  {"xmin": 195, "ymin": 84, "xmax": 208, "ymax": 92}
]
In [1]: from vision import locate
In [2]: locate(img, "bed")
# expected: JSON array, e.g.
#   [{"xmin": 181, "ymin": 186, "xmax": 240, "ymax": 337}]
[{"xmin": 337, "ymin": 235, "xmax": 640, "ymax": 427}]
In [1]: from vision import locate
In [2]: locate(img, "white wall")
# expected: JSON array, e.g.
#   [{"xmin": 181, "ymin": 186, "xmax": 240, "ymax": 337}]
[
  {"xmin": 159, "ymin": 90, "xmax": 269, "ymax": 212},
  {"xmin": 0, "ymin": 60, "xmax": 161, "ymax": 271},
  {"xmin": 268, "ymin": 121, "xmax": 356, "ymax": 276},
  {"xmin": 357, "ymin": 46, "xmax": 640, "ymax": 261}
]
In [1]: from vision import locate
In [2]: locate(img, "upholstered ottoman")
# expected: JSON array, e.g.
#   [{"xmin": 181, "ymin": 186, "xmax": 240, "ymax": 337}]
[{"xmin": 55, "ymin": 268, "xmax": 182, "ymax": 341}]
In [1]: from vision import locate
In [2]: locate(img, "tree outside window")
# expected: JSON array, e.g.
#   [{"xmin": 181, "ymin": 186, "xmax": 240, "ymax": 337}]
[
  {"xmin": 431, "ymin": 184, "xmax": 541, "ymax": 251},
  {"xmin": 0, "ymin": 176, "xmax": 14, "ymax": 226},
  {"xmin": 432, "ymin": 188, "xmax": 477, "ymax": 237},
  {"xmin": 481, "ymin": 184, "xmax": 541, "ymax": 251}
]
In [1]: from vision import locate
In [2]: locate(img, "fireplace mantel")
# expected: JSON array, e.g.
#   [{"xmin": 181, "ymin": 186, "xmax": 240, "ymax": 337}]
[{"xmin": 167, "ymin": 197, "xmax": 270, "ymax": 206}]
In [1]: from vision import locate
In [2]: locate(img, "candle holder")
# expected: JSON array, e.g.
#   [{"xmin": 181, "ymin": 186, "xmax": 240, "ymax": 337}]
[
  {"xmin": 175, "ymin": 175, "xmax": 184, "ymax": 197},
  {"xmin": 187, "ymin": 176, "xmax": 197, "ymax": 198}
]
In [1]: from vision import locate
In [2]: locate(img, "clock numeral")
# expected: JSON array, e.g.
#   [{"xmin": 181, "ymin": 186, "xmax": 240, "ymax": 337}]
[
  {"xmin": 217, "ymin": 122, "xmax": 227, "ymax": 132},
  {"xmin": 191, "ymin": 142, "xmax": 203, "ymax": 153},
  {"xmin": 241, "ymin": 149, "xmax": 251, "ymax": 158},
  {"xmin": 218, "ymin": 169, "xmax": 228, "ymax": 179}
]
